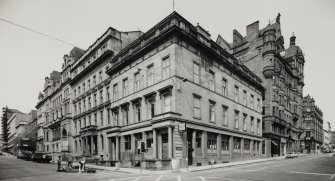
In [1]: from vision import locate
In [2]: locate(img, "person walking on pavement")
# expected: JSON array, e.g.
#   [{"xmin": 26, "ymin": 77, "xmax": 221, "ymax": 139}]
[{"xmin": 57, "ymin": 156, "xmax": 61, "ymax": 172}]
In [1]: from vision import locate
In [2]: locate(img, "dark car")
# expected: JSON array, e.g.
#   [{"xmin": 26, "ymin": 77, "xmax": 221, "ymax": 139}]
[
  {"xmin": 22, "ymin": 151, "xmax": 33, "ymax": 161},
  {"xmin": 32, "ymin": 153, "xmax": 52, "ymax": 163}
]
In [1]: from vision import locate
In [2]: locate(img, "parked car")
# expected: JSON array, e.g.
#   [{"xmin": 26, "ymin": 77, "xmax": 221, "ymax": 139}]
[
  {"xmin": 17, "ymin": 152, "xmax": 23, "ymax": 159},
  {"xmin": 285, "ymin": 152, "xmax": 298, "ymax": 159},
  {"xmin": 21, "ymin": 151, "xmax": 33, "ymax": 161},
  {"xmin": 32, "ymin": 153, "xmax": 52, "ymax": 163}
]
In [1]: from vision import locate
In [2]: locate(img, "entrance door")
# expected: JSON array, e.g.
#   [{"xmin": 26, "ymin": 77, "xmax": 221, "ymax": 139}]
[{"xmin": 162, "ymin": 133, "xmax": 168, "ymax": 159}]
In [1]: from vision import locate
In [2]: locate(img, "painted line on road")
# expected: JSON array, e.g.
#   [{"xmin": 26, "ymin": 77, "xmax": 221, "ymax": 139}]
[
  {"xmin": 155, "ymin": 175, "xmax": 163, "ymax": 181},
  {"xmin": 198, "ymin": 176, "xmax": 207, "ymax": 181},
  {"xmin": 289, "ymin": 171, "xmax": 332, "ymax": 176},
  {"xmin": 132, "ymin": 176, "xmax": 143, "ymax": 181},
  {"xmin": 177, "ymin": 175, "xmax": 181, "ymax": 181},
  {"xmin": 329, "ymin": 173, "xmax": 335, "ymax": 180}
]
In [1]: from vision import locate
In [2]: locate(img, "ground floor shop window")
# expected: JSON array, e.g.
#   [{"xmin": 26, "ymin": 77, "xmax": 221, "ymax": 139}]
[
  {"xmin": 221, "ymin": 135, "xmax": 229, "ymax": 150},
  {"xmin": 124, "ymin": 135, "xmax": 131, "ymax": 150},
  {"xmin": 244, "ymin": 139, "xmax": 250, "ymax": 150},
  {"xmin": 207, "ymin": 132, "xmax": 217, "ymax": 149},
  {"xmin": 234, "ymin": 137, "xmax": 241, "ymax": 149}
]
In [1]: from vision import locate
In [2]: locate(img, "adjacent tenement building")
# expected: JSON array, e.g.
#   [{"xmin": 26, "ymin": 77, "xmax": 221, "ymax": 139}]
[
  {"xmin": 103, "ymin": 12, "xmax": 264, "ymax": 169},
  {"xmin": 70, "ymin": 28, "xmax": 142, "ymax": 160},
  {"xmin": 301, "ymin": 95, "xmax": 323, "ymax": 153},
  {"xmin": 217, "ymin": 14, "xmax": 305, "ymax": 157}
]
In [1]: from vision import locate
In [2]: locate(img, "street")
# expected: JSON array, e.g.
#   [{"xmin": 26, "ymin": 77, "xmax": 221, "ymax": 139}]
[{"xmin": 0, "ymin": 154, "xmax": 335, "ymax": 181}]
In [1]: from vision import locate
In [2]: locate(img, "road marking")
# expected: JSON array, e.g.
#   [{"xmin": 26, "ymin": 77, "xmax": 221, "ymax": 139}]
[
  {"xmin": 198, "ymin": 176, "xmax": 207, "ymax": 181},
  {"xmin": 289, "ymin": 171, "xmax": 332, "ymax": 176},
  {"xmin": 132, "ymin": 177, "xmax": 142, "ymax": 181},
  {"xmin": 329, "ymin": 173, "xmax": 335, "ymax": 180},
  {"xmin": 177, "ymin": 175, "xmax": 181, "ymax": 181},
  {"xmin": 155, "ymin": 175, "xmax": 163, "ymax": 181}
]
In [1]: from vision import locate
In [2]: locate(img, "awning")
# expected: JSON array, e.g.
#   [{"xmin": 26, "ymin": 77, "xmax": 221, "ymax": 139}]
[{"xmin": 271, "ymin": 140, "xmax": 278, "ymax": 146}]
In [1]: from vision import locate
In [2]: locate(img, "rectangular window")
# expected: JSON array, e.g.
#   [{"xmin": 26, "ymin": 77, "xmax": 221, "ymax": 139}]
[
  {"xmin": 209, "ymin": 71, "xmax": 215, "ymax": 91},
  {"xmin": 163, "ymin": 94, "xmax": 171, "ymax": 112},
  {"xmin": 162, "ymin": 56, "xmax": 170, "ymax": 79},
  {"xmin": 88, "ymin": 96, "xmax": 91, "ymax": 109},
  {"xmin": 124, "ymin": 135, "xmax": 131, "ymax": 150},
  {"xmin": 147, "ymin": 99, "xmax": 155, "ymax": 119},
  {"xmin": 100, "ymin": 90, "xmax": 103, "ymax": 104},
  {"xmin": 93, "ymin": 75, "xmax": 96, "ymax": 86},
  {"xmin": 88, "ymin": 79, "xmax": 91, "ymax": 89},
  {"xmin": 193, "ymin": 96, "xmax": 201, "ymax": 119},
  {"xmin": 134, "ymin": 104, "xmax": 141, "ymax": 122},
  {"xmin": 207, "ymin": 132, "xmax": 217, "ymax": 149},
  {"xmin": 107, "ymin": 109, "xmax": 110, "ymax": 124},
  {"xmin": 106, "ymin": 86, "xmax": 110, "ymax": 100},
  {"xmin": 243, "ymin": 114, "xmax": 247, "ymax": 131},
  {"xmin": 94, "ymin": 113, "xmax": 97, "ymax": 125},
  {"xmin": 74, "ymin": 89, "xmax": 77, "ymax": 97},
  {"xmin": 83, "ymin": 100, "xmax": 86, "ymax": 111},
  {"xmin": 250, "ymin": 94, "xmax": 254, "ymax": 109},
  {"xmin": 209, "ymin": 101, "xmax": 215, "ymax": 123},
  {"xmin": 99, "ymin": 71, "xmax": 103, "ymax": 83},
  {"xmin": 221, "ymin": 135, "xmax": 229, "ymax": 150},
  {"xmin": 94, "ymin": 94, "xmax": 97, "ymax": 106},
  {"xmin": 250, "ymin": 117, "xmax": 254, "ymax": 133},
  {"xmin": 78, "ymin": 86, "xmax": 81, "ymax": 95},
  {"xmin": 147, "ymin": 65, "xmax": 154, "ymax": 86},
  {"xmin": 234, "ymin": 86, "xmax": 239, "ymax": 102},
  {"xmin": 100, "ymin": 111, "xmax": 104, "ymax": 126},
  {"xmin": 134, "ymin": 73, "xmax": 140, "ymax": 92},
  {"xmin": 113, "ymin": 84, "xmax": 118, "ymax": 101},
  {"xmin": 113, "ymin": 110, "xmax": 119, "ymax": 126},
  {"xmin": 193, "ymin": 62, "xmax": 200, "ymax": 84},
  {"xmin": 146, "ymin": 132, "xmax": 153, "ymax": 148},
  {"xmin": 122, "ymin": 107, "xmax": 129, "ymax": 125},
  {"xmin": 257, "ymin": 119, "xmax": 261, "ymax": 134},
  {"xmin": 243, "ymin": 90, "xmax": 247, "ymax": 106},
  {"xmin": 88, "ymin": 115, "xmax": 91, "ymax": 125},
  {"xmin": 244, "ymin": 139, "xmax": 250, "ymax": 150},
  {"xmin": 122, "ymin": 78, "xmax": 128, "ymax": 97},
  {"xmin": 233, "ymin": 137, "xmax": 241, "ymax": 149},
  {"xmin": 222, "ymin": 79, "xmax": 227, "ymax": 96},
  {"xmin": 234, "ymin": 111, "xmax": 239, "ymax": 129},
  {"xmin": 78, "ymin": 102, "xmax": 81, "ymax": 114},
  {"xmin": 222, "ymin": 106, "xmax": 228, "ymax": 126},
  {"xmin": 257, "ymin": 98, "xmax": 261, "ymax": 112},
  {"xmin": 83, "ymin": 83, "xmax": 85, "ymax": 92}
]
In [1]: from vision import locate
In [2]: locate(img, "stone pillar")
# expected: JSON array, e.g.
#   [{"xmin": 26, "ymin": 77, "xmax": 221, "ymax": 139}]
[
  {"xmin": 217, "ymin": 134, "xmax": 221, "ymax": 159},
  {"xmin": 153, "ymin": 129, "xmax": 157, "ymax": 159},
  {"xmin": 115, "ymin": 137, "xmax": 119, "ymax": 160},
  {"xmin": 168, "ymin": 126, "xmax": 173, "ymax": 158},
  {"xmin": 250, "ymin": 140, "xmax": 254, "ymax": 156},
  {"xmin": 192, "ymin": 130, "xmax": 196, "ymax": 165},
  {"xmin": 158, "ymin": 132, "xmax": 162, "ymax": 159},
  {"xmin": 131, "ymin": 134, "xmax": 136, "ymax": 153},
  {"xmin": 241, "ymin": 138, "xmax": 244, "ymax": 158},
  {"xmin": 86, "ymin": 136, "xmax": 89, "ymax": 154},
  {"xmin": 201, "ymin": 131, "xmax": 207, "ymax": 164},
  {"xmin": 229, "ymin": 136, "xmax": 234, "ymax": 159},
  {"xmin": 91, "ymin": 136, "xmax": 95, "ymax": 154}
]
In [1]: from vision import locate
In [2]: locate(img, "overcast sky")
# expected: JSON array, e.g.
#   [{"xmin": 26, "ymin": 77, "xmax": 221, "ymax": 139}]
[{"xmin": 0, "ymin": 0, "xmax": 334, "ymax": 130}]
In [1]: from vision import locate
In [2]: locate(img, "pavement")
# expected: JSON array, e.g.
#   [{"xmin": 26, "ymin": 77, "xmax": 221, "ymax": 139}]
[
  {"xmin": 1, "ymin": 152, "xmax": 334, "ymax": 181},
  {"xmin": 84, "ymin": 156, "xmax": 287, "ymax": 174}
]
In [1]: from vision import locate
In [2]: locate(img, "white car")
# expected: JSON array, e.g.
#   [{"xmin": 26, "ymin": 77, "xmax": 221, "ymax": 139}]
[{"xmin": 285, "ymin": 152, "xmax": 298, "ymax": 159}]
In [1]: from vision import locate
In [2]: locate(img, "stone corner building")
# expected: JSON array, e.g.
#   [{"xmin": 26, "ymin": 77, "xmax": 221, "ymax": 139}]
[
  {"xmin": 301, "ymin": 95, "xmax": 323, "ymax": 154},
  {"xmin": 218, "ymin": 13, "xmax": 305, "ymax": 157}
]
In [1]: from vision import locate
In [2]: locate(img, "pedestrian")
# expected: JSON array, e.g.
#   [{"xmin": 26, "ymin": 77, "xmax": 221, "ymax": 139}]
[
  {"xmin": 57, "ymin": 156, "xmax": 61, "ymax": 172},
  {"xmin": 67, "ymin": 156, "xmax": 73, "ymax": 171}
]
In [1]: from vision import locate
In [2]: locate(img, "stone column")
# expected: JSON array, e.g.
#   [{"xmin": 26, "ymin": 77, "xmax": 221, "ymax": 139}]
[
  {"xmin": 91, "ymin": 135, "xmax": 94, "ymax": 154},
  {"xmin": 192, "ymin": 130, "xmax": 196, "ymax": 165},
  {"xmin": 229, "ymin": 136, "xmax": 234, "ymax": 159},
  {"xmin": 168, "ymin": 126, "xmax": 173, "ymax": 158},
  {"xmin": 86, "ymin": 136, "xmax": 89, "ymax": 154},
  {"xmin": 115, "ymin": 137, "xmax": 119, "ymax": 160},
  {"xmin": 250, "ymin": 140, "xmax": 254, "ymax": 156},
  {"xmin": 153, "ymin": 129, "xmax": 157, "ymax": 159},
  {"xmin": 131, "ymin": 134, "xmax": 136, "ymax": 153},
  {"xmin": 217, "ymin": 134, "xmax": 221, "ymax": 159},
  {"xmin": 241, "ymin": 138, "xmax": 244, "ymax": 158},
  {"xmin": 201, "ymin": 131, "xmax": 207, "ymax": 164},
  {"xmin": 157, "ymin": 132, "xmax": 162, "ymax": 159}
]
